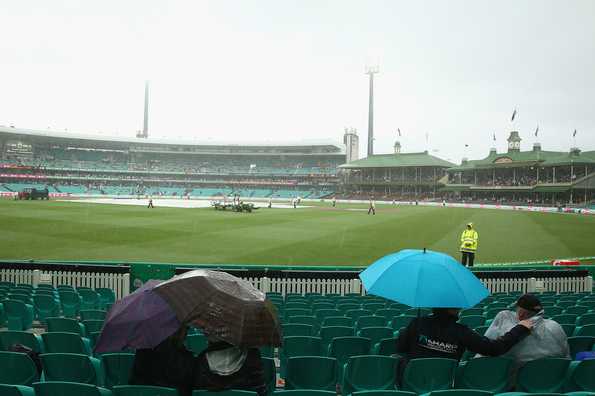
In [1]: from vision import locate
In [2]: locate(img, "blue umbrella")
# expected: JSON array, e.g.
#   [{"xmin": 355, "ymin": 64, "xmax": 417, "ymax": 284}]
[{"xmin": 359, "ymin": 249, "xmax": 489, "ymax": 308}]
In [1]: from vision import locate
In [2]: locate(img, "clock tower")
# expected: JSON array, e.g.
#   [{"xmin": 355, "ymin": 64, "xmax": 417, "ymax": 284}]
[{"xmin": 507, "ymin": 131, "xmax": 522, "ymax": 153}]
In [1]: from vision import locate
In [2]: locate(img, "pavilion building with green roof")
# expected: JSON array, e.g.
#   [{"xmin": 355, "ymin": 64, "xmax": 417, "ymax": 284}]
[
  {"xmin": 443, "ymin": 131, "xmax": 595, "ymax": 205},
  {"xmin": 338, "ymin": 141, "xmax": 456, "ymax": 198}
]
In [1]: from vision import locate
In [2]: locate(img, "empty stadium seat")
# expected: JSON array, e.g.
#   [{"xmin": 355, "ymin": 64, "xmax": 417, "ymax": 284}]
[
  {"xmin": 79, "ymin": 289, "xmax": 102, "ymax": 310},
  {"xmin": 356, "ymin": 316, "xmax": 387, "ymax": 330},
  {"xmin": 390, "ymin": 316, "xmax": 416, "ymax": 332},
  {"xmin": 59, "ymin": 291, "xmax": 82, "ymax": 317},
  {"xmin": 114, "ymin": 385, "xmax": 179, "ymax": 395},
  {"xmin": 0, "ymin": 331, "xmax": 44, "ymax": 353},
  {"xmin": 47, "ymin": 317, "xmax": 86, "ymax": 336},
  {"xmin": 83, "ymin": 319, "xmax": 105, "ymax": 334},
  {"xmin": 0, "ymin": 351, "xmax": 40, "ymax": 386},
  {"xmin": 3, "ymin": 300, "xmax": 34, "ymax": 331},
  {"xmin": 568, "ymin": 358, "xmax": 595, "ymax": 392},
  {"xmin": 40, "ymin": 352, "xmax": 104, "ymax": 385},
  {"xmin": 341, "ymin": 355, "xmax": 398, "ymax": 396},
  {"xmin": 282, "ymin": 324, "xmax": 314, "ymax": 337},
  {"xmin": 372, "ymin": 338, "xmax": 397, "ymax": 356},
  {"xmin": 515, "ymin": 357, "xmax": 571, "ymax": 393},
  {"xmin": 42, "ymin": 332, "xmax": 92, "ymax": 355},
  {"xmin": 425, "ymin": 390, "xmax": 493, "ymax": 396},
  {"xmin": 402, "ymin": 358, "xmax": 458, "ymax": 394},
  {"xmin": 280, "ymin": 336, "xmax": 323, "ymax": 377},
  {"xmin": 319, "ymin": 326, "xmax": 354, "ymax": 352},
  {"xmin": 33, "ymin": 381, "xmax": 112, "ymax": 396},
  {"xmin": 328, "ymin": 336, "xmax": 372, "ymax": 382},
  {"xmin": 456, "ymin": 357, "xmax": 513, "ymax": 393},
  {"xmin": 102, "ymin": 353, "xmax": 136, "ymax": 388},
  {"xmin": 322, "ymin": 317, "xmax": 353, "ymax": 327},
  {"xmin": 0, "ymin": 384, "xmax": 35, "ymax": 396},
  {"xmin": 81, "ymin": 310, "xmax": 108, "ymax": 321},
  {"xmin": 285, "ymin": 356, "xmax": 337, "ymax": 391},
  {"xmin": 185, "ymin": 334, "xmax": 208, "ymax": 355},
  {"xmin": 357, "ymin": 327, "xmax": 393, "ymax": 347},
  {"xmin": 33, "ymin": 294, "xmax": 60, "ymax": 322}
]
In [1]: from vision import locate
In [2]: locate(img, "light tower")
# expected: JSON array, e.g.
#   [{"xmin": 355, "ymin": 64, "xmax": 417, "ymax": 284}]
[
  {"xmin": 137, "ymin": 81, "xmax": 150, "ymax": 139},
  {"xmin": 365, "ymin": 65, "xmax": 379, "ymax": 157}
]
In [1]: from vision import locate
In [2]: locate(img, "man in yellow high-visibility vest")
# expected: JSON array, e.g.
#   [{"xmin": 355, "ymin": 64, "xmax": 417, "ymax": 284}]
[{"xmin": 460, "ymin": 222, "xmax": 478, "ymax": 267}]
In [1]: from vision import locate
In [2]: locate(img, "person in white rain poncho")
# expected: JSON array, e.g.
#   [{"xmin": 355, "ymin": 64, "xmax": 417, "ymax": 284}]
[{"xmin": 481, "ymin": 294, "xmax": 570, "ymax": 370}]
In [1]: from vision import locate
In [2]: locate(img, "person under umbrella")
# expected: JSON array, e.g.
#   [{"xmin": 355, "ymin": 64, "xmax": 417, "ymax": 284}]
[{"xmin": 129, "ymin": 326, "xmax": 195, "ymax": 396}]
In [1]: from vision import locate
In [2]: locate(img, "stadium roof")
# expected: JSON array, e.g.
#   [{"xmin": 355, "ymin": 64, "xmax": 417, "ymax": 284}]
[
  {"xmin": 0, "ymin": 126, "xmax": 344, "ymax": 152},
  {"xmin": 339, "ymin": 151, "xmax": 456, "ymax": 169},
  {"xmin": 448, "ymin": 147, "xmax": 595, "ymax": 171}
]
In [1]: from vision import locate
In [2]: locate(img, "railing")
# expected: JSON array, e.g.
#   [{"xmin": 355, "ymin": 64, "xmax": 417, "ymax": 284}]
[{"xmin": 0, "ymin": 262, "xmax": 130, "ymax": 299}]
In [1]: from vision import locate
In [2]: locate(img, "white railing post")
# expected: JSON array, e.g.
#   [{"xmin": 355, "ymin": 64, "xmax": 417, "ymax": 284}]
[
  {"xmin": 261, "ymin": 277, "xmax": 271, "ymax": 293},
  {"xmin": 527, "ymin": 277, "xmax": 537, "ymax": 293},
  {"xmin": 32, "ymin": 270, "xmax": 41, "ymax": 287},
  {"xmin": 586, "ymin": 276, "xmax": 593, "ymax": 293},
  {"xmin": 122, "ymin": 273, "xmax": 130, "ymax": 297}
]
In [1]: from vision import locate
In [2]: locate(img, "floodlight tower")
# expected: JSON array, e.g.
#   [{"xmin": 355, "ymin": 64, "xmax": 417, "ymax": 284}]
[
  {"xmin": 137, "ymin": 80, "xmax": 150, "ymax": 139},
  {"xmin": 365, "ymin": 65, "xmax": 379, "ymax": 157}
]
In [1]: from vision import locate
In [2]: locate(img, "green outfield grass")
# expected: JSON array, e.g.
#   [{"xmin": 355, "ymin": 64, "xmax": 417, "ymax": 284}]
[{"xmin": 0, "ymin": 199, "xmax": 594, "ymax": 266}]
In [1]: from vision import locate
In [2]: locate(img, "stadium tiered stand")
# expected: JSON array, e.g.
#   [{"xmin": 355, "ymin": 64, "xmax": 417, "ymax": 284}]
[{"xmin": 1, "ymin": 274, "xmax": 594, "ymax": 396}]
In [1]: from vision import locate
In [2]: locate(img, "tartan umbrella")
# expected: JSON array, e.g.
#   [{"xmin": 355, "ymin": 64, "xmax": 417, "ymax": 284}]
[{"xmin": 153, "ymin": 269, "xmax": 282, "ymax": 347}]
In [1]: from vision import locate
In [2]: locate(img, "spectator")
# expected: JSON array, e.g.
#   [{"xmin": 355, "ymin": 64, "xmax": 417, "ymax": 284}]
[
  {"xmin": 194, "ymin": 338, "xmax": 266, "ymax": 396},
  {"xmin": 129, "ymin": 326, "xmax": 195, "ymax": 396},
  {"xmin": 395, "ymin": 308, "xmax": 532, "ymax": 384},
  {"xmin": 482, "ymin": 294, "xmax": 570, "ymax": 369}
]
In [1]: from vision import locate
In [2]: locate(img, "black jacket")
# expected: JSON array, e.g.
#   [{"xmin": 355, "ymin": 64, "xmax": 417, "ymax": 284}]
[
  {"xmin": 396, "ymin": 313, "xmax": 530, "ymax": 361},
  {"xmin": 129, "ymin": 337, "xmax": 196, "ymax": 396}
]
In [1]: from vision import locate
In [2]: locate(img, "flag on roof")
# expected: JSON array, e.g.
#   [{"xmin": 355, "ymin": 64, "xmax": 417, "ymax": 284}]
[
  {"xmin": 511, "ymin": 109, "xmax": 517, "ymax": 121},
  {"xmin": 397, "ymin": 128, "xmax": 401, "ymax": 137},
  {"xmin": 493, "ymin": 132, "xmax": 496, "ymax": 141},
  {"xmin": 535, "ymin": 125, "xmax": 539, "ymax": 137},
  {"xmin": 573, "ymin": 129, "xmax": 577, "ymax": 137}
]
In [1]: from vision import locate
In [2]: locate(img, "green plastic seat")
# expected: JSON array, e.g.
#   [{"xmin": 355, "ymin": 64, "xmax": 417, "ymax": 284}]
[
  {"xmin": 114, "ymin": 385, "xmax": 178, "ymax": 395},
  {"xmin": 312, "ymin": 303, "xmax": 336, "ymax": 311},
  {"xmin": 83, "ymin": 319, "xmax": 105, "ymax": 334},
  {"xmin": 315, "ymin": 309, "xmax": 343, "ymax": 322},
  {"xmin": 282, "ymin": 324, "xmax": 314, "ymax": 337},
  {"xmin": 375, "ymin": 309, "xmax": 402, "ymax": 322},
  {"xmin": 460, "ymin": 309, "xmax": 484, "ymax": 317},
  {"xmin": 285, "ymin": 303, "xmax": 311, "ymax": 311},
  {"xmin": 194, "ymin": 390, "xmax": 256, "ymax": 396},
  {"xmin": 357, "ymin": 327, "xmax": 393, "ymax": 347},
  {"xmin": 577, "ymin": 313, "xmax": 595, "ymax": 326},
  {"xmin": 568, "ymin": 359, "xmax": 595, "ymax": 392},
  {"xmin": 288, "ymin": 316, "xmax": 319, "ymax": 332},
  {"xmin": 59, "ymin": 291, "xmax": 82, "ymax": 318},
  {"xmin": 96, "ymin": 288, "xmax": 116, "ymax": 309},
  {"xmin": 280, "ymin": 336, "xmax": 323, "ymax": 377},
  {"xmin": 8, "ymin": 294, "xmax": 34, "ymax": 305},
  {"xmin": 33, "ymin": 294, "xmax": 60, "ymax": 322},
  {"xmin": 0, "ymin": 351, "xmax": 40, "ymax": 385},
  {"xmin": 356, "ymin": 316, "xmax": 387, "ymax": 330},
  {"xmin": 566, "ymin": 306, "xmax": 590, "ymax": 316},
  {"xmin": 456, "ymin": 357, "xmax": 513, "ymax": 393},
  {"xmin": 458, "ymin": 315, "xmax": 486, "ymax": 328},
  {"xmin": 42, "ymin": 332, "xmax": 92, "ymax": 355},
  {"xmin": 561, "ymin": 324, "xmax": 576, "ymax": 337},
  {"xmin": 545, "ymin": 307, "xmax": 565, "ymax": 317},
  {"xmin": 40, "ymin": 352, "xmax": 104, "ymax": 386},
  {"xmin": 47, "ymin": 317, "xmax": 86, "ymax": 336},
  {"xmin": 328, "ymin": 336, "xmax": 372, "ymax": 382},
  {"xmin": 362, "ymin": 303, "xmax": 386, "ymax": 313},
  {"xmin": 0, "ymin": 384, "xmax": 36, "ymax": 396},
  {"xmin": 0, "ymin": 331, "xmax": 44, "ymax": 353},
  {"xmin": 33, "ymin": 381, "xmax": 112, "ymax": 396},
  {"xmin": 346, "ymin": 310, "xmax": 374, "ymax": 321},
  {"xmin": 568, "ymin": 337, "xmax": 595, "ymax": 359},
  {"xmin": 185, "ymin": 334, "xmax": 208, "ymax": 354},
  {"xmin": 402, "ymin": 358, "xmax": 458, "ymax": 394},
  {"xmin": 390, "ymin": 316, "xmax": 416, "ymax": 332},
  {"xmin": 403, "ymin": 308, "xmax": 431, "ymax": 316},
  {"xmin": 342, "ymin": 355, "xmax": 398, "ymax": 396},
  {"xmin": 262, "ymin": 357, "xmax": 277, "ymax": 396},
  {"xmin": 352, "ymin": 392, "xmax": 415, "ymax": 396},
  {"xmin": 3, "ymin": 300, "xmax": 34, "ymax": 331},
  {"xmin": 557, "ymin": 301, "xmax": 577, "ymax": 309},
  {"xmin": 574, "ymin": 324, "xmax": 595, "ymax": 337},
  {"xmin": 337, "ymin": 304, "xmax": 361, "ymax": 314},
  {"xmin": 285, "ymin": 309, "xmax": 312, "ymax": 320},
  {"xmin": 81, "ymin": 310, "xmax": 108, "ymax": 321},
  {"xmin": 319, "ymin": 326, "xmax": 354, "ymax": 352},
  {"xmin": 552, "ymin": 314, "xmax": 578, "ymax": 325},
  {"xmin": 373, "ymin": 338, "xmax": 397, "ymax": 356},
  {"xmin": 260, "ymin": 345, "xmax": 274, "ymax": 359},
  {"xmin": 427, "ymin": 390, "xmax": 493, "ymax": 396},
  {"xmin": 285, "ymin": 356, "xmax": 337, "ymax": 391},
  {"xmin": 322, "ymin": 317, "xmax": 353, "ymax": 327},
  {"xmin": 274, "ymin": 391, "xmax": 336, "ymax": 396},
  {"xmin": 516, "ymin": 358, "xmax": 571, "ymax": 393},
  {"xmin": 79, "ymin": 289, "xmax": 102, "ymax": 310},
  {"xmin": 102, "ymin": 353, "xmax": 135, "ymax": 388}
]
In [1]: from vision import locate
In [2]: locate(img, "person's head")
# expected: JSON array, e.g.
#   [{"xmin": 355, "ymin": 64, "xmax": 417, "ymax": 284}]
[
  {"xmin": 466, "ymin": 222, "xmax": 473, "ymax": 230},
  {"xmin": 516, "ymin": 294, "xmax": 543, "ymax": 321},
  {"xmin": 432, "ymin": 308, "xmax": 461, "ymax": 319}
]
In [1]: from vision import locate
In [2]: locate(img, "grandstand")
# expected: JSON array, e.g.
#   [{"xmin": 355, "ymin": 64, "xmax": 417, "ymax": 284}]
[
  {"xmin": 444, "ymin": 132, "xmax": 595, "ymax": 206},
  {"xmin": 0, "ymin": 127, "xmax": 345, "ymax": 200}
]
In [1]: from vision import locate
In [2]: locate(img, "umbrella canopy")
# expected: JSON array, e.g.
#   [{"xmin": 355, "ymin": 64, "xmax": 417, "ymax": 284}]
[
  {"xmin": 359, "ymin": 249, "xmax": 489, "ymax": 309},
  {"xmin": 94, "ymin": 280, "xmax": 180, "ymax": 353},
  {"xmin": 153, "ymin": 269, "xmax": 282, "ymax": 347}
]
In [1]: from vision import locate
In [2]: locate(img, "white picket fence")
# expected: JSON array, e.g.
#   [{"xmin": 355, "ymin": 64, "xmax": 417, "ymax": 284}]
[
  {"xmin": 244, "ymin": 274, "xmax": 593, "ymax": 296},
  {"xmin": 0, "ymin": 268, "xmax": 130, "ymax": 300}
]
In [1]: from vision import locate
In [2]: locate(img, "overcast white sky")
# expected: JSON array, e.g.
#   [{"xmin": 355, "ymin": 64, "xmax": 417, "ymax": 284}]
[{"xmin": 1, "ymin": 0, "xmax": 594, "ymax": 162}]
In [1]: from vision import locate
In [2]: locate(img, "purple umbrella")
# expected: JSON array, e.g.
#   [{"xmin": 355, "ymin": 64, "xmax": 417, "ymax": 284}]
[{"xmin": 94, "ymin": 280, "xmax": 180, "ymax": 353}]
